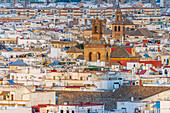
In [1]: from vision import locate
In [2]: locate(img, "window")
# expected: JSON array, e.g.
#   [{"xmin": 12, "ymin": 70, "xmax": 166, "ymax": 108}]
[
  {"xmin": 60, "ymin": 110, "xmax": 63, "ymax": 113},
  {"xmin": 72, "ymin": 110, "xmax": 74, "ymax": 113},
  {"xmin": 118, "ymin": 26, "xmax": 120, "ymax": 31},
  {"xmin": 114, "ymin": 26, "xmax": 117, "ymax": 31},
  {"xmin": 53, "ymin": 76, "xmax": 55, "ymax": 80},
  {"xmin": 165, "ymin": 69, "xmax": 168, "ymax": 74},
  {"xmin": 11, "ymin": 94, "xmax": 13, "ymax": 100},
  {"xmin": 3, "ymin": 96, "xmax": 6, "ymax": 100},
  {"xmin": 117, "ymin": 15, "xmax": 119, "ymax": 20},
  {"xmin": 88, "ymin": 109, "xmax": 90, "ymax": 113},
  {"xmin": 97, "ymin": 52, "xmax": 100, "ymax": 60},
  {"xmin": 11, "ymin": 10, "xmax": 13, "ymax": 13},
  {"xmin": 89, "ymin": 52, "xmax": 92, "ymax": 61},
  {"xmin": 106, "ymin": 52, "xmax": 108, "ymax": 60},
  {"xmin": 122, "ymin": 108, "xmax": 126, "ymax": 113},
  {"xmin": 95, "ymin": 26, "xmax": 98, "ymax": 33}
]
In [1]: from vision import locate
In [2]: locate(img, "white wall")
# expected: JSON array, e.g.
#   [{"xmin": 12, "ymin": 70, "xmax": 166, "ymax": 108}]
[
  {"xmin": 48, "ymin": 47, "xmax": 67, "ymax": 58},
  {"xmin": 25, "ymin": 91, "xmax": 56, "ymax": 107},
  {"xmin": 0, "ymin": 107, "xmax": 31, "ymax": 113},
  {"xmin": 59, "ymin": 105, "xmax": 104, "ymax": 113},
  {"xmin": 160, "ymin": 101, "xmax": 170, "ymax": 113},
  {"xmin": 127, "ymin": 62, "xmax": 139, "ymax": 70},
  {"xmin": 117, "ymin": 101, "xmax": 146, "ymax": 113}
]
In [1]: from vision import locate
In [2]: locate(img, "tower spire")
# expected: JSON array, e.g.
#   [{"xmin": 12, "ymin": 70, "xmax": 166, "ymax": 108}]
[{"xmin": 116, "ymin": 0, "xmax": 121, "ymax": 13}]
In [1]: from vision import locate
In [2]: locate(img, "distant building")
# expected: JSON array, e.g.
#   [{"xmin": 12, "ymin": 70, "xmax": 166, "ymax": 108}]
[{"xmin": 66, "ymin": 46, "xmax": 83, "ymax": 59}]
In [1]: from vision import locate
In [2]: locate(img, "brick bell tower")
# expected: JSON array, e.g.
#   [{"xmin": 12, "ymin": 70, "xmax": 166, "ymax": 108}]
[
  {"xmin": 112, "ymin": 2, "xmax": 125, "ymax": 41},
  {"xmin": 84, "ymin": 17, "xmax": 110, "ymax": 63},
  {"xmin": 92, "ymin": 16, "xmax": 103, "ymax": 40}
]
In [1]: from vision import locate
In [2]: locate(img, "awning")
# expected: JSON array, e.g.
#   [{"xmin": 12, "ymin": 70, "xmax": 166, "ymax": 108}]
[{"xmin": 152, "ymin": 102, "xmax": 160, "ymax": 108}]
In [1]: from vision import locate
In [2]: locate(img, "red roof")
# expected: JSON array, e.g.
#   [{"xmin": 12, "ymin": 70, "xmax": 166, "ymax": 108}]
[
  {"xmin": 150, "ymin": 68, "xmax": 158, "ymax": 73},
  {"xmin": 125, "ymin": 43, "xmax": 130, "ymax": 46},
  {"xmin": 139, "ymin": 61, "xmax": 162, "ymax": 68},
  {"xmin": 157, "ymin": 42, "xmax": 161, "ymax": 44},
  {"xmin": 32, "ymin": 104, "xmax": 58, "ymax": 108},
  {"xmin": 139, "ymin": 70, "xmax": 147, "ymax": 75},
  {"xmin": 164, "ymin": 66, "xmax": 170, "ymax": 68},
  {"xmin": 51, "ymin": 70, "xmax": 57, "ymax": 72},
  {"xmin": 121, "ymin": 69, "xmax": 131, "ymax": 72}
]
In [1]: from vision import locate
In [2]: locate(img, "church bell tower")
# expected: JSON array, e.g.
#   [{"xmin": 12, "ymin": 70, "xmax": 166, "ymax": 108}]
[{"xmin": 112, "ymin": 2, "xmax": 125, "ymax": 41}]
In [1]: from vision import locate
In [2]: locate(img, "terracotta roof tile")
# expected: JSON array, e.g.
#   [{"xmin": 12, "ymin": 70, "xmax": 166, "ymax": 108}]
[
  {"xmin": 110, "ymin": 46, "xmax": 133, "ymax": 58},
  {"xmin": 130, "ymin": 28, "xmax": 153, "ymax": 37},
  {"xmin": 76, "ymin": 55, "xmax": 84, "ymax": 60},
  {"xmin": 67, "ymin": 46, "xmax": 83, "ymax": 53}
]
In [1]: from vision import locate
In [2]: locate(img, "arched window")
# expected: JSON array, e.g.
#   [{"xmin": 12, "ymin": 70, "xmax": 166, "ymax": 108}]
[
  {"xmin": 97, "ymin": 52, "xmax": 100, "ymax": 60},
  {"xmin": 95, "ymin": 26, "xmax": 98, "ymax": 33},
  {"xmin": 118, "ymin": 26, "xmax": 120, "ymax": 31},
  {"xmin": 115, "ymin": 26, "xmax": 117, "ymax": 31},
  {"xmin": 106, "ymin": 52, "xmax": 108, "ymax": 60},
  {"xmin": 89, "ymin": 52, "xmax": 92, "ymax": 61}
]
